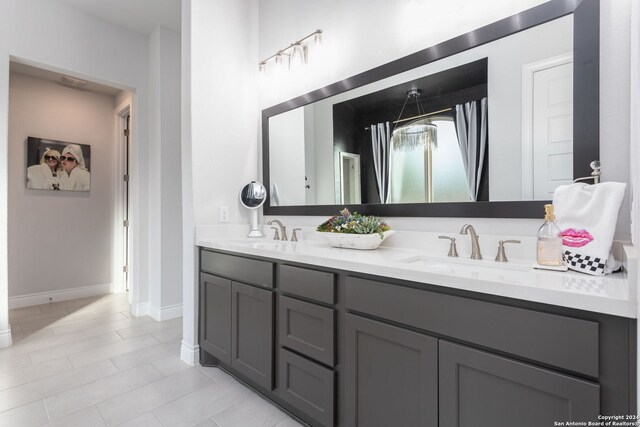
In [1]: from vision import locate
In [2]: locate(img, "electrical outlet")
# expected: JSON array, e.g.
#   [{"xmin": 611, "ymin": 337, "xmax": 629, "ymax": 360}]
[{"xmin": 220, "ymin": 206, "xmax": 230, "ymax": 223}]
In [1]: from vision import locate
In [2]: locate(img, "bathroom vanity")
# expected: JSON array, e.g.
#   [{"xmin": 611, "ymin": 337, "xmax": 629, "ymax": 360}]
[
  {"xmin": 197, "ymin": 235, "xmax": 636, "ymax": 427},
  {"xmin": 195, "ymin": 1, "xmax": 632, "ymax": 424}
]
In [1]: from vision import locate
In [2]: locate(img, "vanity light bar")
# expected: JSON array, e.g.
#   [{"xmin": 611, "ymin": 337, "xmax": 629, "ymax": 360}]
[{"xmin": 259, "ymin": 29, "xmax": 322, "ymax": 72}]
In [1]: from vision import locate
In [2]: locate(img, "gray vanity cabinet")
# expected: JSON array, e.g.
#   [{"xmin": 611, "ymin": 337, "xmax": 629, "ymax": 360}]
[
  {"xmin": 344, "ymin": 314, "xmax": 438, "ymax": 427},
  {"xmin": 439, "ymin": 341, "xmax": 600, "ymax": 427},
  {"xmin": 199, "ymin": 273, "xmax": 231, "ymax": 364},
  {"xmin": 199, "ymin": 248, "xmax": 635, "ymax": 427},
  {"xmin": 231, "ymin": 281, "xmax": 274, "ymax": 391},
  {"xmin": 199, "ymin": 249, "xmax": 275, "ymax": 392},
  {"xmin": 277, "ymin": 265, "xmax": 337, "ymax": 426}
]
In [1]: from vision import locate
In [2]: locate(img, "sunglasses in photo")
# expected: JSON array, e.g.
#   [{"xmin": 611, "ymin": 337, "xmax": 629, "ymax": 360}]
[
  {"xmin": 44, "ymin": 155, "xmax": 58, "ymax": 161},
  {"xmin": 60, "ymin": 156, "xmax": 76, "ymax": 162}
]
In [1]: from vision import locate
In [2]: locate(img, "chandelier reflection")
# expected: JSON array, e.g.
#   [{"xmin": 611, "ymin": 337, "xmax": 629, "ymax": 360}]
[{"xmin": 391, "ymin": 89, "xmax": 438, "ymax": 151}]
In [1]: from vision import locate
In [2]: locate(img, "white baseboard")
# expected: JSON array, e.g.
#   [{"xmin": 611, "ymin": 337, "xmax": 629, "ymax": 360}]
[
  {"xmin": 149, "ymin": 303, "xmax": 183, "ymax": 321},
  {"xmin": 130, "ymin": 302, "xmax": 149, "ymax": 317},
  {"xmin": 180, "ymin": 340, "xmax": 199, "ymax": 366},
  {"xmin": 0, "ymin": 327, "xmax": 12, "ymax": 348},
  {"xmin": 9, "ymin": 283, "xmax": 114, "ymax": 309}
]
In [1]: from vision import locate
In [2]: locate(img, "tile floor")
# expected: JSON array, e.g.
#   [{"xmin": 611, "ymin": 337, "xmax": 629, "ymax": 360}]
[{"xmin": 0, "ymin": 293, "xmax": 304, "ymax": 427}]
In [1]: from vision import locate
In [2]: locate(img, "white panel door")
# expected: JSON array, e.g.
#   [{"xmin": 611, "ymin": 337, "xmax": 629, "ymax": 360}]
[
  {"xmin": 340, "ymin": 152, "xmax": 361, "ymax": 204},
  {"xmin": 533, "ymin": 62, "xmax": 573, "ymax": 199}
]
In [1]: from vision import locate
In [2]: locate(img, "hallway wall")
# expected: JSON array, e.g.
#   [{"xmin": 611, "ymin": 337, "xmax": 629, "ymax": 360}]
[{"xmin": 7, "ymin": 72, "xmax": 117, "ymax": 303}]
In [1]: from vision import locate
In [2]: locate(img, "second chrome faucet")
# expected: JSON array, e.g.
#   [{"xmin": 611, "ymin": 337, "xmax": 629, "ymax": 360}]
[
  {"xmin": 443, "ymin": 224, "xmax": 520, "ymax": 262},
  {"xmin": 460, "ymin": 224, "xmax": 482, "ymax": 260}
]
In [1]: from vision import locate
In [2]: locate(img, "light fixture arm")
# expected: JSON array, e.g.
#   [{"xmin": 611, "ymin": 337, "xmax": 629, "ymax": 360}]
[
  {"xmin": 393, "ymin": 107, "xmax": 453, "ymax": 125},
  {"xmin": 392, "ymin": 89, "xmax": 422, "ymax": 133}
]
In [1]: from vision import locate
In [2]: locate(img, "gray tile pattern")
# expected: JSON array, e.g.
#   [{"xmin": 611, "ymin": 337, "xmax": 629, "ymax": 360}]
[{"xmin": 0, "ymin": 293, "xmax": 304, "ymax": 427}]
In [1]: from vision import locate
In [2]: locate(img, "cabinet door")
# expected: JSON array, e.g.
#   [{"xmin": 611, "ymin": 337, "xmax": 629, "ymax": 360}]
[
  {"xmin": 439, "ymin": 341, "xmax": 600, "ymax": 427},
  {"xmin": 199, "ymin": 273, "xmax": 231, "ymax": 364},
  {"xmin": 231, "ymin": 281, "xmax": 274, "ymax": 390},
  {"xmin": 345, "ymin": 314, "xmax": 438, "ymax": 427}
]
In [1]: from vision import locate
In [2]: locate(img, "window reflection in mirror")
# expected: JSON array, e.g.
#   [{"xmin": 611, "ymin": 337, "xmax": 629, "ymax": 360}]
[{"xmin": 387, "ymin": 118, "xmax": 469, "ymax": 204}]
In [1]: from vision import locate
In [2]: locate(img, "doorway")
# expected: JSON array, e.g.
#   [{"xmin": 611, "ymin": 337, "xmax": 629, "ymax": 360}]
[
  {"xmin": 6, "ymin": 60, "xmax": 136, "ymax": 310},
  {"xmin": 339, "ymin": 152, "xmax": 361, "ymax": 204},
  {"xmin": 123, "ymin": 114, "xmax": 131, "ymax": 292}
]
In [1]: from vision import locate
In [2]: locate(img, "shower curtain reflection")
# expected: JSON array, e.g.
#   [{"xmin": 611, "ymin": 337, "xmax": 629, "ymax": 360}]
[{"xmin": 370, "ymin": 122, "xmax": 391, "ymax": 203}]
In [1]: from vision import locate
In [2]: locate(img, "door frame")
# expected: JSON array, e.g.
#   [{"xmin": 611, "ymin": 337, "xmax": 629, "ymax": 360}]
[
  {"xmin": 339, "ymin": 151, "xmax": 361, "ymax": 204},
  {"xmin": 114, "ymin": 101, "xmax": 130, "ymax": 297},
  {"xmin": 114, "ymin": 97, "xmax": 143, "ymax": 315}
]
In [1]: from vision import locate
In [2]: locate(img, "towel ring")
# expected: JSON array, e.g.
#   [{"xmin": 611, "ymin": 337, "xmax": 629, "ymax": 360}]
[{"xmin": 573, "ymin": 160, "xmax": 601, "ymax": 184}]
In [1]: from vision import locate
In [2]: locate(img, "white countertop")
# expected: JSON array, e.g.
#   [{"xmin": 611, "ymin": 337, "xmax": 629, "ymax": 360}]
[{"xmin": 196, "ymin": 225, "xmax": 638, "ymax": 318}]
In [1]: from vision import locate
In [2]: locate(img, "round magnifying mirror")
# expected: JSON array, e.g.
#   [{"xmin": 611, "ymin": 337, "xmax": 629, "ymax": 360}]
[{"xmin": 239, "ymin": 181, "xmax": 267, "ymax": 237}]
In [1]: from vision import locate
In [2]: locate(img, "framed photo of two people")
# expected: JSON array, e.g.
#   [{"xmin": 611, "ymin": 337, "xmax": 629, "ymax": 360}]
[{"xmin": 26, "ymin": 137, "xmax": 91, "ymax": 192}]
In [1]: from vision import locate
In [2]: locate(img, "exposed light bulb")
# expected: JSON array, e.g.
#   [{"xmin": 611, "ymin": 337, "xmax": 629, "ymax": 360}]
[
  {"xmin": 290, "ymin": 44, "xmax": 306, "ymax": 70},
  {"xmin": 313, "ymin": 30, "xmax": 323, "ymax": 46}
]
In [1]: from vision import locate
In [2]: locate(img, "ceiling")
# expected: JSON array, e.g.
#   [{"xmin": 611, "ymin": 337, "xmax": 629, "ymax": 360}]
[
  {"xmin": 10, "ymin": 62, "xmax": 122, "ymax": 96},
  {"xmin": 56, "ymin": 0, "xmax": 181, "ymax": 35}
]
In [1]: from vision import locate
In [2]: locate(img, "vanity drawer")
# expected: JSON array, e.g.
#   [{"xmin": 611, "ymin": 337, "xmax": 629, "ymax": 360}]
[
  {"xmin": 345, "ymin": 276, "xmax": 599, "ymax": 377},
  {"xmin": 201, "ymin": 250, "xmax": 273, "ymax": 288},
  {"xmin": 279, "ymin": 265, "xmax": 335, "ymax": 304},
  {"xmin": 279, "ymin": 296, "xmax": 335, "ymax": 366},
  {"xmin": 278, "ymin": 348, "xmax": 335, "ymax": 427}
]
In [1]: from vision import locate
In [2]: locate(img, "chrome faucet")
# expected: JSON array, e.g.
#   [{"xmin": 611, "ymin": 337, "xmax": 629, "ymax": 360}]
[
  {"xmin": 267, "ymin": 219, "xmax": 288, "ymax": 241},
  {"xmin": 460, "ymin": 224, "xmax": 482, "ymax": 260}
]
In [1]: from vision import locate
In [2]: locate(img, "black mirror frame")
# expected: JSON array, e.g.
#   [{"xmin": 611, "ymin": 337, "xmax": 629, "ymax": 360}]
[{"xmin": 262, "ymin": 0, "xmax": 598, "ymax": 218}]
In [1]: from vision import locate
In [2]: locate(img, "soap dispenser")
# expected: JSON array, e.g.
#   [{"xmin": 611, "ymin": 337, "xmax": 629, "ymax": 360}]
[{"xmin": 536, "ymin": 204, "xmax": 564, "ymax": 266}]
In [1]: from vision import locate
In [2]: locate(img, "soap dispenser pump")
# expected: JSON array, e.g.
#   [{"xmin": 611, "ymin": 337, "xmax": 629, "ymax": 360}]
[{"xmin": 536, "ymin": 204, "xmax": 564, "ymax": 266}]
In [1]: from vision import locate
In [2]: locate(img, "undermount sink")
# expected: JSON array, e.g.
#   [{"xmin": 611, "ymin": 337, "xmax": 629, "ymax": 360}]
[
  {"xmin": 229, "ymin": 239, "xmax": 327, "ymax": 251},
  {"xmin": 232, "ymin": 240, "xmax": 292, "ymax": 250},
  {"xmin": 395, "ymin": 255, "xmax": 533, "ymax": 274}
]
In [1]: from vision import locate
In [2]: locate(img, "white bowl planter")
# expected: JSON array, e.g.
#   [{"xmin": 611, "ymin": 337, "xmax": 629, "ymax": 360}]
[{"xmin": 316, "ymin": 230, "xmax": 395, "ymax": 250}]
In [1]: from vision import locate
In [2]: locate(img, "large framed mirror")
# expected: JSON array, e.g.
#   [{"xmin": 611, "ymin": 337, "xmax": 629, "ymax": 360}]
[{"xmin": 262, "ymin": 0, "xmax": 599, "ymax": 218}]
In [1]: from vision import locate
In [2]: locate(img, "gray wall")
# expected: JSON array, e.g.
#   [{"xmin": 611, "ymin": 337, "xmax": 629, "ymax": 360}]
[{"xmin": 8, "ymin": 72, "xmax": 116, "ymax": 297}]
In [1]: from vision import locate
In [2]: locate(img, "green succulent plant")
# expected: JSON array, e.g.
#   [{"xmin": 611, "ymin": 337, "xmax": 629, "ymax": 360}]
[{"xmin": 316, "ymin": 208, "xmax": 390, "ymax": 239}]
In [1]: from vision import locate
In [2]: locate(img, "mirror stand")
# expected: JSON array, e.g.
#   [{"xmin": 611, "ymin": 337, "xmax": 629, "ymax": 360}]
[
  {"xmin": 239, "ymin": 181, "xmax": 267, "ymax": 238},
  {"xmin": 248, "ymin": 210, "xmax": 262, "ymax": 238}
]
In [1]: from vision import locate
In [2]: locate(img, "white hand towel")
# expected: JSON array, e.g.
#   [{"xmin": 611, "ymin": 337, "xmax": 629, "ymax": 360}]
[{"xmin": 552, "ymin": 182, "xmax": 626, "ymax": 275}]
